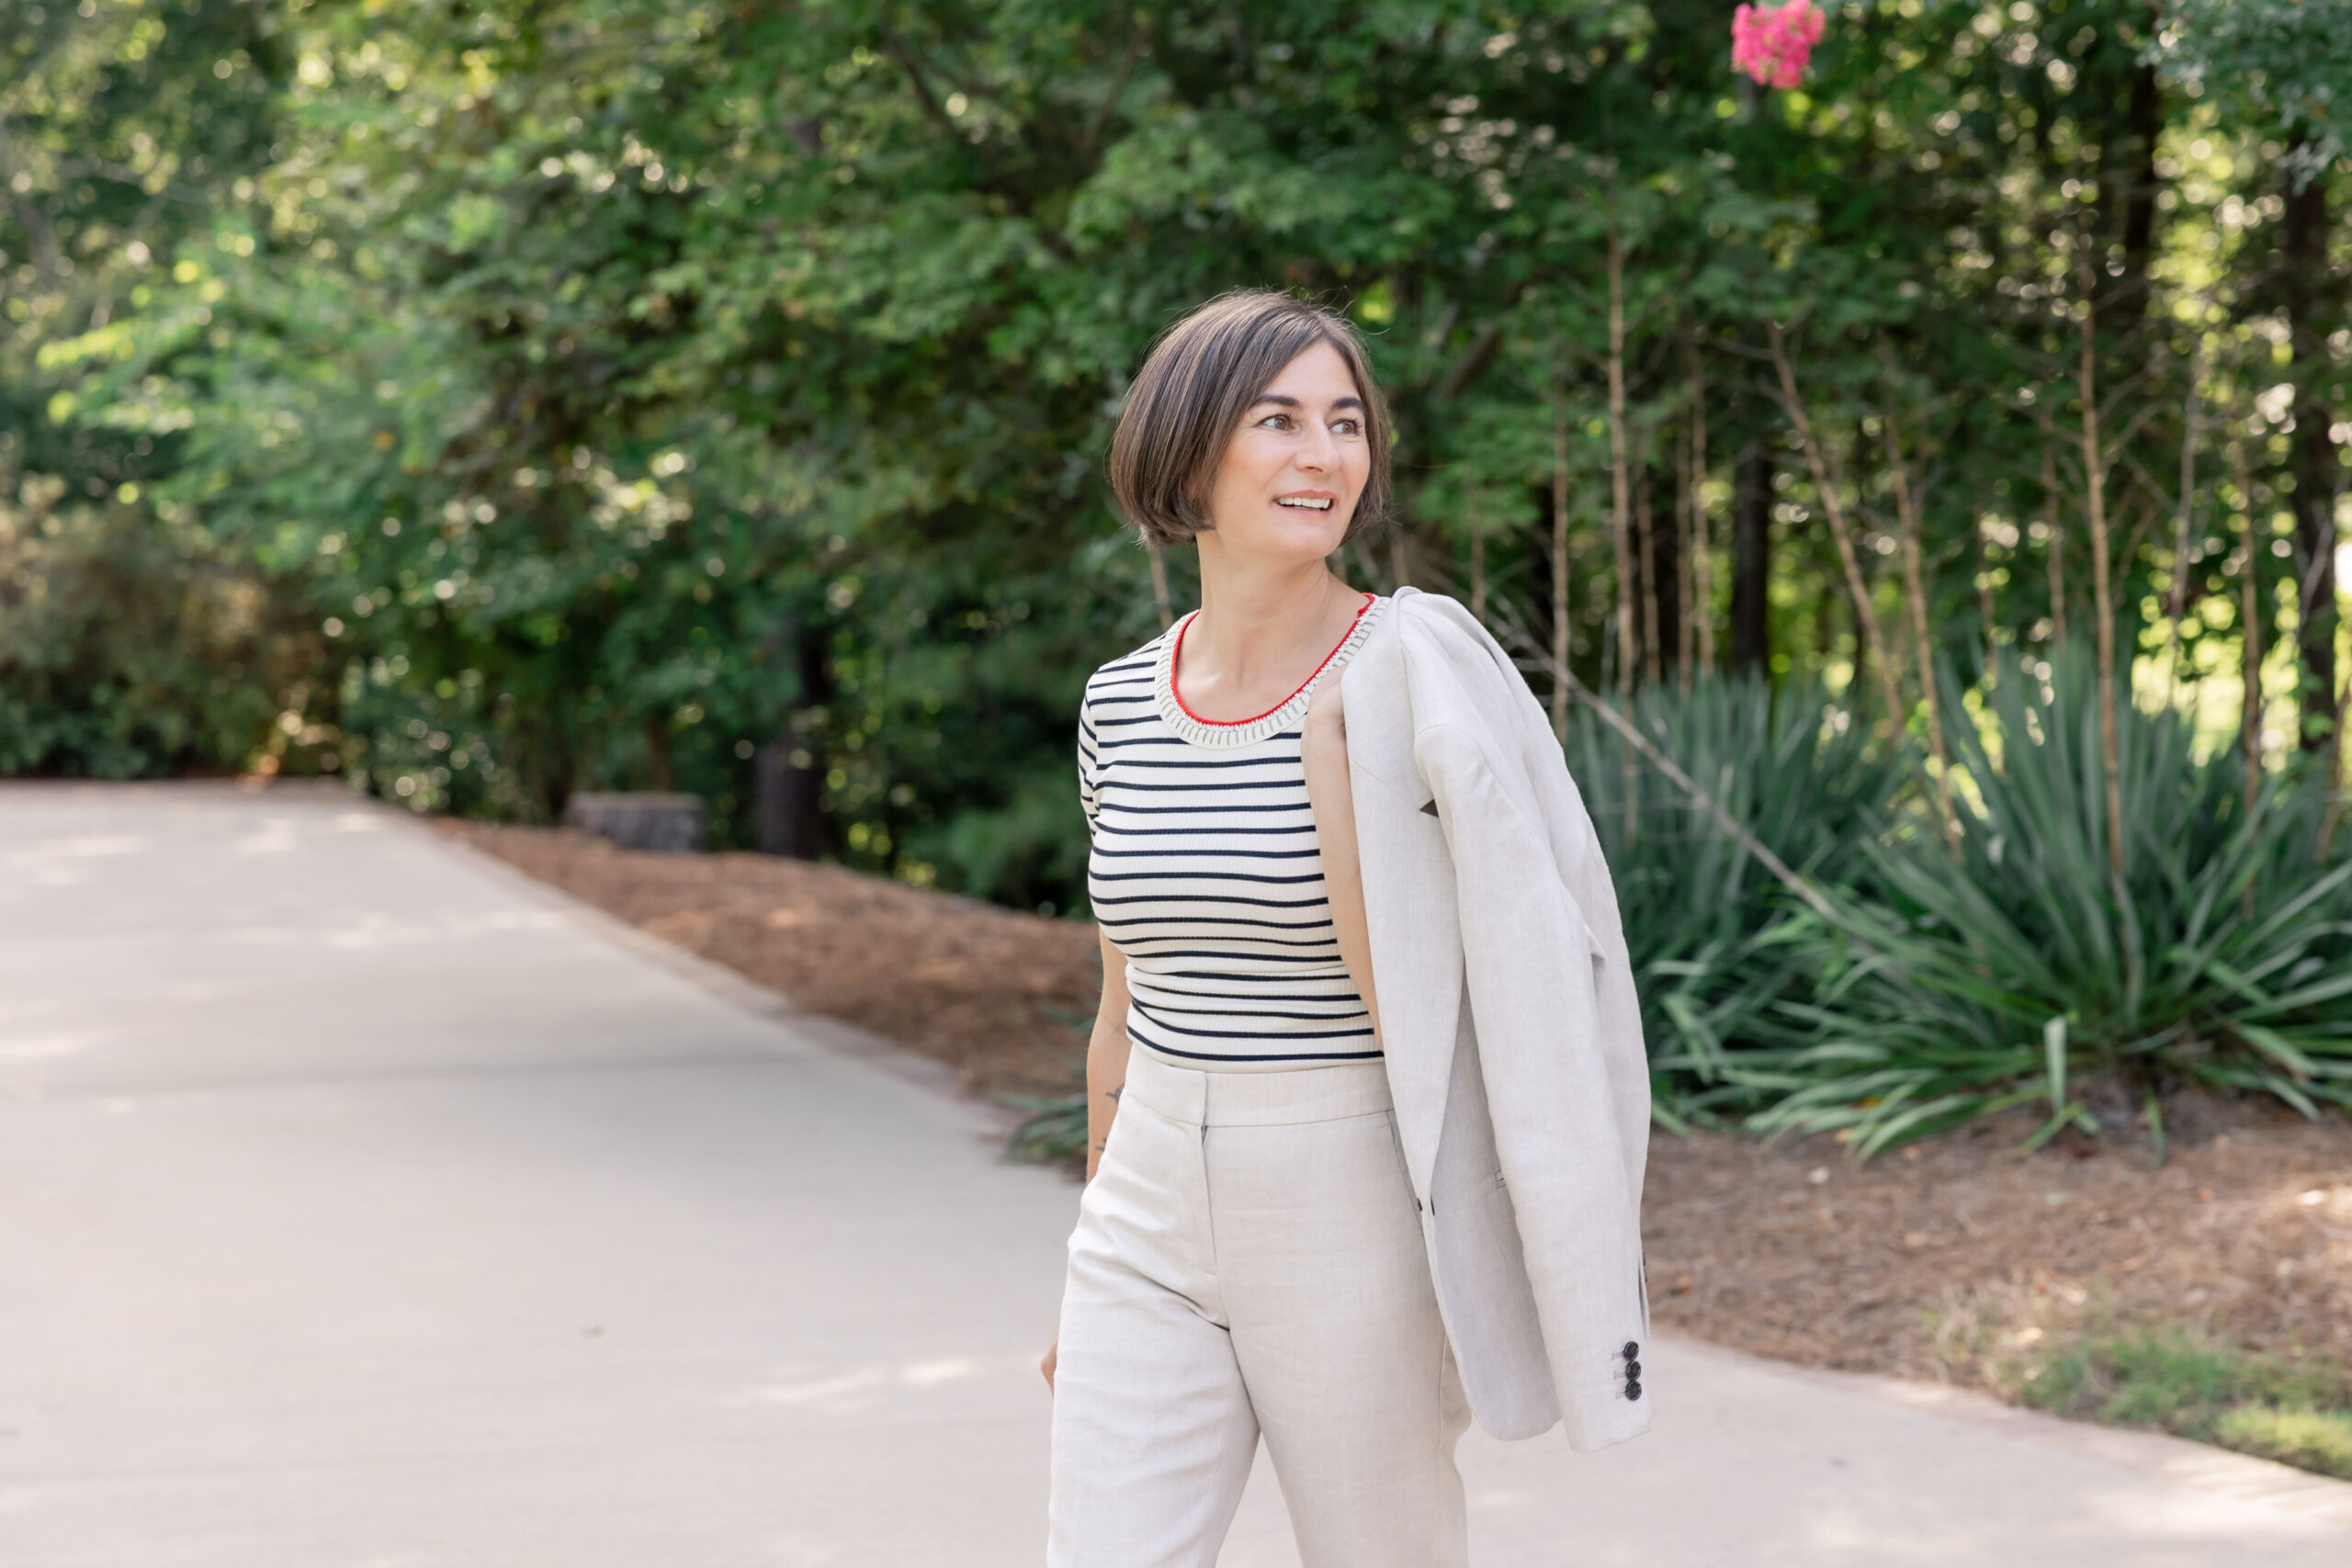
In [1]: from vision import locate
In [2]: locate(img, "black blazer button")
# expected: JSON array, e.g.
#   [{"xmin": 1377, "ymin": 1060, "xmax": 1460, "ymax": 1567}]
[
  {"xmin": 1623, "ymin": 1340, "xmax": 1640, "ymax": 1359},
  {"xmin": 1625, "ymin": 1380, "xmax": 1643, "ymax": 1401},
  {"xmin": 1623, "ymin": 1359, "xmax": 1642, "ymax": 1380}
]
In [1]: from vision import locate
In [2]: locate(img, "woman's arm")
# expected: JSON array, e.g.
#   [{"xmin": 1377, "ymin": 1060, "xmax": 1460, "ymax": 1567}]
[
  {"xmin": 1045, "ymin": 926, "xmax": 1132, "ymax": 1391},
  {"xmin": 1302, "ymin": 673, "xmax": 1382, "ymax": 1043},
  {"xmin": 1084, "ymin": 924, "xmax": 1133, "ymax": 1182}
]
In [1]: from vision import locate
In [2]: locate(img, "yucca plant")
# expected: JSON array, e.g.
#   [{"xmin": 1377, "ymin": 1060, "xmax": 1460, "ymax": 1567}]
[
  {"xmin": 1565, "ymin": 673, "xmax": 1903, "ymax": 1126},
  {"xmin": 1743, "ymin": 650, "xmax": 2352, "ymax": 1155}
]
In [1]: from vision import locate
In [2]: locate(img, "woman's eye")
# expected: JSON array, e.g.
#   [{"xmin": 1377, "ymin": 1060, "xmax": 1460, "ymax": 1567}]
[
  {"xmin": 1257, "ymin": 413, "xmax": 1292, "ymax": 429},
  {"xmin": 1332, "ymin": 418, "xmax": 1362, "ymax": 436}
]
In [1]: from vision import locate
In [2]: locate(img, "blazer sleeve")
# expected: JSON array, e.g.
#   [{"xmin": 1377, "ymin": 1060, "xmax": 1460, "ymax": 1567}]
[
  {"xmin": 1499, "ymin": 677, "xmax": 1653, "ymax": 1223},
  {"xmin": 1407, "ymin": 592, "xmax": 1653, "ymax": 1218},
  {"xmin": 1417, "ymin": 720, "xmax": 1652, "ymax": 1450}
]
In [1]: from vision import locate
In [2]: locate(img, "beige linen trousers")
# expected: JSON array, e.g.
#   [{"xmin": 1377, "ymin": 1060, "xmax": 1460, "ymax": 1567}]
[{"xmin": 1047, "ymin": 1047, "xmax": 1472, "ymax": 1568}]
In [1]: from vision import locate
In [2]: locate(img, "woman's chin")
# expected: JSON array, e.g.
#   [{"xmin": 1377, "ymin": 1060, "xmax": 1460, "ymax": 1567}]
[{"xmin": 1208, "ymin": 518, "xmax": 1348, "ymax": 565}]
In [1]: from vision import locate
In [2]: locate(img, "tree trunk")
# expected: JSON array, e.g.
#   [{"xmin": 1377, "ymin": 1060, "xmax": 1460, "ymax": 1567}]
[
  {"xmin": 2322, "ymin": 660, "xmax": 2350, "ymax": 858},
  {"xmin": 2043, "ymin": 444, "xmax": 2067, "ymax": 646},
  {"xmin": 1976, "ymin": 514, "xmax": 1999, "ymax": 690},
  {"xmin": 1637, "ymin": 461, "xmax": 1663, "ymax": 685},
  {"xmin": 1688, "ymin": 346, "xmax": 1714, "ymax": 679},
  {"xmin": 2282, "ymin": 152, "xmax": 2339, "ymax": 752},
  {"xmin": 1879, "ymin": 387, "xmax": 1958, "ymax": 850},
  {"xmin": 1677, "ymin": 412, "xmax": 1696, "ymax": 693},
  {"xmin": 1552, "ymin": 402, "xmax": 1574, "ymax": 739},
  {"xmin": 642, "ymin": 716, "xmax": 673, "ymax": 793},
  {"xmin": 2233, "ymin": 434, "xmax": 2265, "ymax": 819},
  {"xmin": 1606, "ymin": 220, "xmax": 1637, "ymax": 697},
  {"xmin": 2108, "ymin": 61, "xmax": 2163, "ymax": 336},
  {"xmin": 1849, "ymin": 588, "xmax": 1873, "ymax": 727},
  {"xmin": 1731, "ymin": 441, "xmax": 1772, "ymax": 673},
  {"xmin": 1646, "ymin": 461, "xmax": 1679, "ymax": 687},
  {"xmin": 757, "ymin": 615, "xmax": 832, "ymax": 859},
  {"xmin": 1467, "ymin": 477, "xmax": 1487, "ymax": 626},
  {"xmin": 1770, "ymin": 323, "xmax": 1906, "ymax": 733},
  {"xmin": 2075, "ymin": 246, "xmax": 2127, "ymax": 896},
  {"xmin": 2165, "ymin": 329, "xmax": 2205, "ymax": 697}
]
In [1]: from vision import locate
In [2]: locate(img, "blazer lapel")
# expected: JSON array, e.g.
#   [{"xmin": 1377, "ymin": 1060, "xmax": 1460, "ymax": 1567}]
[{"xmin": 1342, "ymin": 598, "xmax": 1461, "ymax": 1197}]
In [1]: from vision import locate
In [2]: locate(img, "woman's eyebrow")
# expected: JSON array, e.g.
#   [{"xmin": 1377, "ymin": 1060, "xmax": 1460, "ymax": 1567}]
[{"xmin": 1249, "ymin": 393, "xmax": 1365, "ymax": 411}]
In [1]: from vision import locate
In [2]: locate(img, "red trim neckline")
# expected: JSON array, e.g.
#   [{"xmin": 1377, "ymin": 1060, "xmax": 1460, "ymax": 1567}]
[{"xmin": 1167, "ymin": 592, "xmax": 1376, "ymax": 728}]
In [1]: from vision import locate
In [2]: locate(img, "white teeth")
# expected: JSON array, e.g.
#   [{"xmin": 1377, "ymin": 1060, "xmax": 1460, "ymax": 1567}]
[{"xmin": 1277, "ymin": 498, "xmax": 1332, "ymax": 510}]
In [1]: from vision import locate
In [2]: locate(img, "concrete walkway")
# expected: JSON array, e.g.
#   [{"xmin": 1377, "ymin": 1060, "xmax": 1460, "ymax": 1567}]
[{"xmin": 3, "ymin": 784, "xmax": 2347, "ymax": 1567}]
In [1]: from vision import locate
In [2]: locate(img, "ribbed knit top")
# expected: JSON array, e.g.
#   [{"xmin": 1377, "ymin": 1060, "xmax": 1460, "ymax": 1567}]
[{"xmin": 1078, "ymin": 595, "xmax": 1385, "ymax": 1071}]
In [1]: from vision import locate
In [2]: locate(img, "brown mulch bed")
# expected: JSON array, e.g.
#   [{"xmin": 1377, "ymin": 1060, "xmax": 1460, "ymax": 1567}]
[
  {"xmin": 1643, "ymin": 1106, "xmax": 2352, "ymax": 1393},
  {"xmin": 442, "ymin": 820, "xmax": 2352, "ymax": 1395}
]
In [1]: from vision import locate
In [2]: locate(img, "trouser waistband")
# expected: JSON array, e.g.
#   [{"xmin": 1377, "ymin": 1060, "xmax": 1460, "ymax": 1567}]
[{"xmin": 1123, "ymin": 1046, "xmax": 1393, "ymax": 1128}]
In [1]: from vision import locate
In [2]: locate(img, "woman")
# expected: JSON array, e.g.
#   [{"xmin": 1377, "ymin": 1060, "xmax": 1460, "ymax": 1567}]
[{"xmin": 1043, "ymin": 290, "xmax": 1653, "ymax": 1568}]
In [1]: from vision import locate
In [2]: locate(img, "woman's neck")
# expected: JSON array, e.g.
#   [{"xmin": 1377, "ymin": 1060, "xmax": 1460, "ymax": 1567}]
[{"xmin": 1174, "ymin": 543, "xmax": 1365, "ymax": 722}]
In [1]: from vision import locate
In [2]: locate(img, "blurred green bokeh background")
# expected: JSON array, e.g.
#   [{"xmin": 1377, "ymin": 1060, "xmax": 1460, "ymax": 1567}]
[{"xmin": 8, "ymin": 0, "xmax": 2352, "ymax": 1137}]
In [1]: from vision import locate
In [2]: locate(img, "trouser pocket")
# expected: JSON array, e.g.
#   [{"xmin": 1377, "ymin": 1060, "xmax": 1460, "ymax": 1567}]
[{"xmin": 1381, "ymin": 1110, "xmax": 1421, "ymax": 1213}]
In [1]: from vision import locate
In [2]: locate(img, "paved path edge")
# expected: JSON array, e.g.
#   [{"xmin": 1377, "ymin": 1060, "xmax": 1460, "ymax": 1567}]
[{"xmin": 365, "ymin": 785, "xmax": 1023, "ymax": 1134}]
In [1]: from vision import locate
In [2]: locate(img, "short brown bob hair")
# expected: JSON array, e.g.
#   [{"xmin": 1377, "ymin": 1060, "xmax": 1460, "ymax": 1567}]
[{"xmin": 1109, "ymin": 289, "xmax": 1392, "ymax": 547}]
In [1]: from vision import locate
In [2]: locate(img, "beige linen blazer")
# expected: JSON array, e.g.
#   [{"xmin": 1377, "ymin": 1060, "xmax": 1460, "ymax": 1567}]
[{"xmin": 1341, "ymin": 587, "xmax": 1652, "ymax": 1451}]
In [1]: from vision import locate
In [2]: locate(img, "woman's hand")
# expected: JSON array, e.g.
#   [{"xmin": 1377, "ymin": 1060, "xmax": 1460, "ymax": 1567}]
[{"xmin": 1040, "ymin": 1334, "xmax": 1058, "ymax": 1391}]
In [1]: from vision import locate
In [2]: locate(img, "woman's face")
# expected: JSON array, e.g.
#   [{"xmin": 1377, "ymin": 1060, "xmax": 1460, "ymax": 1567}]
[{"xmin": 1202, "ymin": 341, "xmax": 1371, "ymax": 565}]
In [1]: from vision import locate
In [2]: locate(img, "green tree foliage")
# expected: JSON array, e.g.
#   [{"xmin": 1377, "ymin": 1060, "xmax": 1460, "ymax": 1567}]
[
  {"xmin": 2154, "ymin": 0, "xmax": 2352, "ymax": 182},
  {"xmin": 1, "ymin": 0, "xmax": 296, "ymax": 773},
  {"xmin": 6, "ymin": 1, "xmax": 2348, "ymax": 931}
]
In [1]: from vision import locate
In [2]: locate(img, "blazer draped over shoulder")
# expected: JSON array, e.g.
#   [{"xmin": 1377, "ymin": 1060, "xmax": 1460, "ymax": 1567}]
[{"xmin": 1340, "ymin": 587, "xmax": 1651, "ymax": 1451}]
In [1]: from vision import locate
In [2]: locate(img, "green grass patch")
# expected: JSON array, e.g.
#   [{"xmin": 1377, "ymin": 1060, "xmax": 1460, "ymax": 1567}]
[
  {"xmin": 2022, "ymin": 1330, "xmax": 2352, "ymax": 1481},
  {"xmin": 2213, "ymin": 1404, "xmax": 2352, "ymax": 1477},
  {"xmin": 1002, "ymin": 1090, "xmax": 1087, "ymax": 1166}
]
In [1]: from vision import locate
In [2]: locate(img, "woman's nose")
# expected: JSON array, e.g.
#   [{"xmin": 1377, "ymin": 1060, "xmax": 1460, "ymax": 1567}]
[{"xmin": 1296, "ymin": 423, "xmax": 1336, "ymax": 473}]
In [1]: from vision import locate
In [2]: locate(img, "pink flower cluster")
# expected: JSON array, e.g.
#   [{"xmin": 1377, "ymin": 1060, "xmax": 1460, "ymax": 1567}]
[{"xmin": 1732, "ymin": 0, "xmax": 1826, "ymax": 91}]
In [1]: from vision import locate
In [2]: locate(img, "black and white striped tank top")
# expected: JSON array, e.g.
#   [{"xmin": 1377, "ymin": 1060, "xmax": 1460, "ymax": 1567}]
[{"xmin": 1079, "ymin": 595, "xmax": 1386, "ymax": 1072}]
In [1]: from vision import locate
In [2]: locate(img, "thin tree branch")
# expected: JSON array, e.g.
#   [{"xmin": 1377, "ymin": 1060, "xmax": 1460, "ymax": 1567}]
[
  {"xmin": 1487, "ymin": 612, "xmax": 1843, "ymax": 924},
  {"xmin": 1876, "ymin": 343, "xmax": 1959, "ymax": 853},
  {"xmin": 1081, "ymin": 10, "xmax": 1147, "ymax": 159},
  {"xmin": 1768, "ymin": 321, "xmax": 1907, "ymax": 734},
  {"xmin": 880, "ymin": 37, "xmax": 965, "ymax": 143}
]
